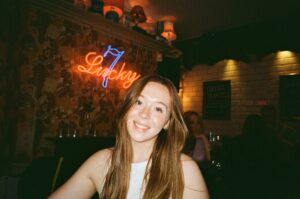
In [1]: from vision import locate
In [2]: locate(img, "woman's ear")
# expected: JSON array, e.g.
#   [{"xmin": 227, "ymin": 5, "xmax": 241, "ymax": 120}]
[{"xmin": 163, "ymin": 119, "xmax": 170, "ymax": 130}]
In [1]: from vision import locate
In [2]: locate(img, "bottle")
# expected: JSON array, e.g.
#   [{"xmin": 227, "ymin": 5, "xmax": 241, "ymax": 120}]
[
  {"xmin": 58, "ymin": 120, "xmax": 65, "ymax": 138},
  {"xmin": 83, "ymin": 112, "xmax": 92, "ymax": 136},
  {"xmin": 73, "ymin": 129, "xmax": 78, "ymax": 138}
]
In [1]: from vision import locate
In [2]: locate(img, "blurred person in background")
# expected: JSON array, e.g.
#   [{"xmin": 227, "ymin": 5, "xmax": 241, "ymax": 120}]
[
  {"xmin": 183, "ymin": 111, "xmax": 211, "ymax": 166},
  {"xmin": 260, "ymin": 105, "xmax": 300, "ymax": 148}
]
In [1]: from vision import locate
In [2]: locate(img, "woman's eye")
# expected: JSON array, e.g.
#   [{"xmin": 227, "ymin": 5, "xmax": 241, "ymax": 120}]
[
  {"xmin": 155, "ymin": 107, "xmax": 163, "ymax": 113},
  {"xmin": 136, "ymin": 99, "xmax": 142, "ymax": 105}
]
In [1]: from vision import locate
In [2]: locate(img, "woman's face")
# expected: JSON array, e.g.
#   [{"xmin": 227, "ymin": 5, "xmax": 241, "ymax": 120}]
[
  {"xmin": 126, "ymin": 82, "xmax": 171, "ymax": 146},
  {"xmin": 189, "ymin": 114, "xmax": 201, "ymax": 134}
]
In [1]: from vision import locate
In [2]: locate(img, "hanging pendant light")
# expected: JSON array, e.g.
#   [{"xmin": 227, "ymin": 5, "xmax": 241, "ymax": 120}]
[
  {"xmin": 161, "ymin": 20, "xmax": 177, "ymax": 42},
  {"xmin": 103, "ymin": 0, "xmax": 124, "ymax": 23}
]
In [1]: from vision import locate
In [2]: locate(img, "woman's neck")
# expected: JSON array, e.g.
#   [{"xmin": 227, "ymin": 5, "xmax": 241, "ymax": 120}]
[
  {"xmin": 194, "ymin": 133, "xmax": 206, "ymax": 138},
  {"xmin": 131, "ymin": 141, "xmax": 154, "ymax": 163}
]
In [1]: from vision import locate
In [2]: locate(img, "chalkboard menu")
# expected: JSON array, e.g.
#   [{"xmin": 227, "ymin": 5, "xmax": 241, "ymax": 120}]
[
  {"xmin": 203, "ymin": 80, "xmax": 231, "ymax": 120},
  {"xmin": 279, "ymin": 75, "xmax": 300, "ymax": 120}
]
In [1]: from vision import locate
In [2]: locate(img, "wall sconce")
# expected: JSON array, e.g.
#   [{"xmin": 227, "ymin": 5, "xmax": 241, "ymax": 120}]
[
  {"xmin": 103, "ymin": 0, "xmax": 124, "ymax": 23},
  {"xmin": 130, "ymin": 5, "xmax": 146, "ymax": 26},
  {"xmin": 161, "ymin": 20, "xmax": 177, "ymax": 43}
]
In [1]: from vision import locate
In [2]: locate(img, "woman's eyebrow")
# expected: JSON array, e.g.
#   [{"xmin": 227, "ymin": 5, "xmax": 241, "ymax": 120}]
[
  {"xmin": 140, "ymin": 94, "xmax": 168, "ymax": 109},
  {"xmin": 156, "ymin": 102, "xmax": 168, "ymax": 109}
]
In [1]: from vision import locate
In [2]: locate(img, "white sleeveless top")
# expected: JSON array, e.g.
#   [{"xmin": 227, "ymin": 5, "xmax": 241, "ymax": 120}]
[
  {"xmin": 127, "ymin": 161, "xmax": 148, "ymax": 199},
  {"xmin": 98, "ymin": 161, "xmax": 148, "ymax": 198}
]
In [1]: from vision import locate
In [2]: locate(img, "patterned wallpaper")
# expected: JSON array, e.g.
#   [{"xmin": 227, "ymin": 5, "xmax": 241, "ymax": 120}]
[{"xmin": 12, "ymin": 7, "xmax": 157, "ymax": 160}]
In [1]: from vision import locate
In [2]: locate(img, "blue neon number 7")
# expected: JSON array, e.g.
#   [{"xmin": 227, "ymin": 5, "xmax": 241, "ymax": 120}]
[{"xmin": 102, "ymin": 45, "xmax": 125, "ymax": 88}]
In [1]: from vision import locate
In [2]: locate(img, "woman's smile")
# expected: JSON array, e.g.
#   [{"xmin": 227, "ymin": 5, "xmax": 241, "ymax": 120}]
[{"xmin": 133, "ymin": 121, "xmax": 150, "ymax": 132}]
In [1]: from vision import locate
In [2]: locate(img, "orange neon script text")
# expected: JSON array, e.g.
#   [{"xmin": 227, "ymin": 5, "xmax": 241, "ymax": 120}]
[{"xmin": 77, "ymin": 51, "xmax": 141, "ymax": 88}]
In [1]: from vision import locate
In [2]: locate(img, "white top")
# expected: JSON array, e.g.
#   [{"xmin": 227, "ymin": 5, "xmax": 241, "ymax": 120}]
[{"xmin": 127, "ymin": 161, "xmax": 148, "ymax": 199}]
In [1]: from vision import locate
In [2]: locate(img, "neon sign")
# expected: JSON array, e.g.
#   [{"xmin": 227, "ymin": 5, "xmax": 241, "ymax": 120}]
[{"xmin": 77, "ymin": 45, "xmax": 141, "ymax": 88}]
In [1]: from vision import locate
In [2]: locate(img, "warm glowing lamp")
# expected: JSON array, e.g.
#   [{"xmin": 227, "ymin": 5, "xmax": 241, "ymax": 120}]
[
  {"xmin": 130, "ymin": 5, "xmax": 146, "ymax": 25},
  {"xmin": 161, "ymin": 21, "xmax": 177, "ymax": 42},
  {"xmin": 103, "ymin": 0, "xmax": 124, "ymax": 22}
]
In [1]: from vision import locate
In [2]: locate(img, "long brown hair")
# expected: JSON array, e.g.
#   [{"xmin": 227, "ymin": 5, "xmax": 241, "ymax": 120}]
[{"xmin": 101, "ymin": 75, "xmax": 188, "ymax": 199}]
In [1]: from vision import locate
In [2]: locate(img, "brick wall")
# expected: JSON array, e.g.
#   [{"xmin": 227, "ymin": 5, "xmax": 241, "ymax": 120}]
[{"xmin": 181, "ymin": 51, "xmax": 300, "ymax": 136}]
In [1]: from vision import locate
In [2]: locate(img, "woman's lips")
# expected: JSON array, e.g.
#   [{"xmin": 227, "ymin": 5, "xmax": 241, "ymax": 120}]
[{"xmin": 134, "ymin": 121, "xmax": 149, "ymax": 132}]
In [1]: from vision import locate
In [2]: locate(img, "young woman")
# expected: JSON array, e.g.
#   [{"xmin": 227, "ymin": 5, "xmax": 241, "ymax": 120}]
[
  {"xmin": 183, "ymin": 111, "xmax": 211, "ymax": 164},
  {"xmin": 48, "ymin": 75, "xmax": 209, "ymax": 199}
]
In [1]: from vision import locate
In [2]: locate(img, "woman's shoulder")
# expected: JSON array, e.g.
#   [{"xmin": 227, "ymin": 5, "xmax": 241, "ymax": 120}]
[
  {"xmin": 181, "ymin": 153, "xmax": 193, "ymax": 161},
  {"xmin": 80, "ymin": 148, "xmax": 112, "ymax": 176},
  {"xmin": 180, "ymin": 153, "xmax": 200, "ymax": 174},
  {"xmin": 180, "ymin": 153, "xmax": 199, "ymax": 171},
  {"xmin": 180, "ymin": 153, "xmax": 209, "ymax": 195},
  {"xmin": 89, "ymin": 148, "xmax": 113, "ymax": 162},
  {"xmin": 84, "ymin": 148, "xmax": 113, "ymax": 192},
  {"xmin": 84, "ymin": 148, "xmax": 113, "ymax": 171}
]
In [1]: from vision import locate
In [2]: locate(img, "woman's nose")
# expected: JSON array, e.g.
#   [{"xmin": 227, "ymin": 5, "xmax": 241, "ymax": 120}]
[{"xmin": 139, "ymin": 106, "xmax": 150, "ymax": 118}]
